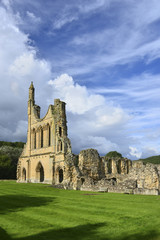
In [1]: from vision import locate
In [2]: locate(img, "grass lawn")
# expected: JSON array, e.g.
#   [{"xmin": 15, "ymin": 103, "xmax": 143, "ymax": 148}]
[{"xmin": 0, "ymin": 181, "xmax": 160, "ymax": 240}]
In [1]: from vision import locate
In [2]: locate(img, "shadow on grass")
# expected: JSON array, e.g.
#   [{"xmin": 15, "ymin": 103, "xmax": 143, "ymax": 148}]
[
  {"xmin": 0, "ymin": 224, "xmax": 159, "ymax": 240},
  {"xmin": 0, "ymin": 195, "xmax": 53, "ymax": 214}
]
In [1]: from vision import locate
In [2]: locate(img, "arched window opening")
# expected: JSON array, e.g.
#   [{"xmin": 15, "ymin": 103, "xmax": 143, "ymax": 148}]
[
  {"xmin": 36, "ymin": 162, "xmax": 44, "ymax": 182},
  {"xmin": 59, "ymin": 127, "xmax": 62, "ymax": 137},
  {"xmin": 60, "ymin": 141, "xmax": 63, "ymax": 151},
  {"xmin": 81, "ymin": 178, "xmax": 85, "ymax": 184},
  {"xmin": 59, "ymin": 169, "xmax": 63, "ymax": 183},
  {"xmin": 108, "ymin": 159, "xmax": 112, "ymax": 174},
  {"xmin": 41, "ymin": 128, "xmax": 43, "ymax": 148},
  {"xmin": 22, "ymin": 168, "xmax": 26, "ymax": 181},
  {"xmin": 117, "ymin": 160, "xmax": 121, "ymax": 174},
  {"xmin": 34, "ymin": 131, "xmax": 36, "ymax": 149},
  {"xmin": 48, "ymin": 125, "xmax": 51, "ymax": 146}
]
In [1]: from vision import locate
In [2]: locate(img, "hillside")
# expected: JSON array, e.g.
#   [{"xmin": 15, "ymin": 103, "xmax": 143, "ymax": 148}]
[
  {"xmin": 139, "ymin": 155, "xmax": 160, "ymax": 165},
  {"xmin": 0, "ymin": 141, "xmax": 24, "ymax": 179}
]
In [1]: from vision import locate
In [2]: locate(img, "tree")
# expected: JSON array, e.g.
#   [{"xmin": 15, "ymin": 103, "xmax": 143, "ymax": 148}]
[
  {"xmin": 0, "ymin": 154, "xmax": 14, "ymax": 179},
  {"xmin": 105, "ymin": 151, "xmax": 122, "ymax": 159},
  {"xmin": 0, "ymin": 142, "xmax": 24, "ymax": 179}
]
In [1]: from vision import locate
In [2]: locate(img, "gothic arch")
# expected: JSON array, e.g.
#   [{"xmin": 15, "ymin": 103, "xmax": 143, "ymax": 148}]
[
  {"xmin": 33, "ymin": 129, "xmax": 36, "ymax": 149},
  {"xmin": 22, "ymin": 168, "xmax": 26, "ymax": 181},
  {"xmin": 117, "ymin": 160, "xmax": 122, "ymax": 174},
  {"xmin": 108, "ymin": 159, "xmax": 112, "ymax": 174},
  {"xmin": 59, "ymin": 126, "xmax": 62, "ymax": 137},
  {"xmin": 55, "ymin": 167, "xmax": 64, "ymax": 183},
  {"xmin": 36, "ymin": 162, "xmax": 44, "ymax": 182},
  {"xmin": 40, "ymin": 127, "xmax": 43, "ymax": 148},
  {"xmin": 59, "ymin": 169, "xmax": 63, "ymax": 183},
  {"xmin": 48, "ymin": 124, "xmax": 51, "ymax": 146}
]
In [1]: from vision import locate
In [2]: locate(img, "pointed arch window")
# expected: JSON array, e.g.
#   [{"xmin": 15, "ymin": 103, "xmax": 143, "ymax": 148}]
[
  {"xmin": 34, "ymin": 131, "xmax": 36, "ymax": 149},
  {"xmin": 59, "ymin": 127, "xmax": 62, "ymax": 137},
  {"xmin": 22, "ymin": 168, "xmax": 26, "ymax": 181},
  {"xmin": 48, "ymin": 125, "xmax": 51, "ymax": 146},
  {"xmin": 60, "ymin": 141, "xmax": 62, "ymax": 151},
  {"xmin": 41, "ymin": 128, "xmax": 43, "ymax": 148},
  {"xmin": 36, "ymin": 162, "xmax": 44, "ymax": 182}
]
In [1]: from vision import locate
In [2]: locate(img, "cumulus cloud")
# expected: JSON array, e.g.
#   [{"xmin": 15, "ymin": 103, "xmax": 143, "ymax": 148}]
[
  {"xmin": 48, "ymin": 74, "xmax": 131, "ymax": 155},
  {"xmin": 129, "ymin": 145, "xmax": 160, "ymax": 160},
  {"xmin": 0, "ymin": 4, "xmax": 52, "ymax": 141},
  {"xmin": 48, "ymin": 73, "xmax": 160, "ymax": 158},
  {"xmin": 48, "ymin": 74, "xmax": 105, "ymax": 114},
  {"xmin": 129, "ymin": 146, "xmax": 142, "ymax": 159}
]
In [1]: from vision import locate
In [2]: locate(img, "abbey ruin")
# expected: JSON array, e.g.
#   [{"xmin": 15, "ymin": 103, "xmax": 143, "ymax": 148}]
[{"xmin": 17, "ymin": 83, "xmax": 160, "ymax": 195}]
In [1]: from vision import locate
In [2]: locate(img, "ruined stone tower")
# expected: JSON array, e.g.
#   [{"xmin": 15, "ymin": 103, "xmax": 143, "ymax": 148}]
[{"xmin": 17, "ymin": 82, "xmax": 71, "ymax": 184}]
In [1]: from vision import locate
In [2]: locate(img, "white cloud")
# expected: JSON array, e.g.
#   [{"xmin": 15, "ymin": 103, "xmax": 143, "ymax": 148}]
[
  {"xmin": 26, "ymin": 11, "xmax": 41, "ymax": 23},
  {"xmin": 53, "ymin": 15, "xmax": 78, "ymax": 30},
  {"xmin": 78, "ymin": 0, "xmax": 111, "ymax": 13},
  {"xmin": 0, "ymin": 4, "xmax": 52, "ymax": 141},
  {"xmin": 48, "ymin": 74, "xmax": 105, "ymax": 114},
  {"xmin": 48, "ymin": 74, "xmax": 131, "ymax": 156},
  {"xmin": 129, "ymin": 144, "xmax": 160, "ymax": 160},
  {"xmin": 69, "ymin": 1, "xmax": 160, "ymax": 73},
  {"xmin": 9, "ymin": 52, "xmax": 51, "ymax": 80},
  {"xmin": 92, "ymin": 73, "xmax": 160, "ymax": 104},
  {"xmin": 129, "ymin": 146, "xmax": 142, "ymax": 159},
  {"xmin": 52, "ymin": 0, "xmax": 111, "ymax": 30},
  {"xmin": 83, "ymin": 136, "xmax": 119, "ymax": 154},
  {"xmin": 140, "ymin": 146, "xmax": 160, "ymax": 159}
]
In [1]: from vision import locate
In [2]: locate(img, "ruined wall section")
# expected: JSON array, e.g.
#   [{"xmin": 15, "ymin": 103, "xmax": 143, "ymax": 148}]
[
  {"xmin": 53, "ymin": 99, "xmax": 72, "ymax": 156},
  {"xmin": 30, "ymin": 105, "xmax": 55, "ymax": 155},
  {"xmin": 126, "ymin": 161, "xmax": 159, "ymax": 195},
  {"xmin": 78, "ymin": 149, "xmax": 105, "ymax": 181},
  {"xmin": 103, "ymin": 157, "xmax": 132, "ymax": 175},
  {"xmin": 72, "ymin": 148, "xmax": 160, "ymax": 195}
]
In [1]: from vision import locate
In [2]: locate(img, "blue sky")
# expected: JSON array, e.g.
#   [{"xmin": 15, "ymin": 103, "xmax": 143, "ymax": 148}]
[{"xmin": 0, "ymin": 0, "xmax": 160, "ymax": 159}]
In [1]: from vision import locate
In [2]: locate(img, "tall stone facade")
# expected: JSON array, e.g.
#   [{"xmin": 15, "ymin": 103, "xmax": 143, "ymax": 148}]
[
  {"xmin": 17, "ymin": 83, "xmax": 160, "ymax": 195},
  {"xmin": 17, "ymin": 82, "xmax": 71, "ymax": 184}
]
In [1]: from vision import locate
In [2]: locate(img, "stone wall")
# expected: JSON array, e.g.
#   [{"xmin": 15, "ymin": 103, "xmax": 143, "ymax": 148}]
[
  {"xmin": 61, "ymin": 149, "xmax": 160, "ymax": 195},
  {"xmin": 78, "ymin": 149, "xmax": 105, "ymax": 180}
]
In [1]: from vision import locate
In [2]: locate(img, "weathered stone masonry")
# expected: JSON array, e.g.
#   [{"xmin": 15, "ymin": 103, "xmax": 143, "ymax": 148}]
[
  {"xmin": 17, "ymin": 83, "xmax": 160, "ymax": 195},
  {"xmin": 17, "ymin": 82, "xmax": 71, "ymax": 185}
]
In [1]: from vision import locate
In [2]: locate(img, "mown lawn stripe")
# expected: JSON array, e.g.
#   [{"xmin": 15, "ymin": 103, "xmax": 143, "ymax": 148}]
[{"xmin": 0, "ymin": 181, "xmax": 160, "ymax": 240}]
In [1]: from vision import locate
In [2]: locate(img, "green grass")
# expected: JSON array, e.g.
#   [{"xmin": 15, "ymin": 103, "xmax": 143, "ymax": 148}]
[{"xmin": 0, "ymin": 181, "xmax": 160, "ymax": 240}]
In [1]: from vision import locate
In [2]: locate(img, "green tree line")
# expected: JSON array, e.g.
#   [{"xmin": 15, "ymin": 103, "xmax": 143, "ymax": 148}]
[{"xmin": 0, "ymin": 141, "xmax": 24, "ymax": 179}]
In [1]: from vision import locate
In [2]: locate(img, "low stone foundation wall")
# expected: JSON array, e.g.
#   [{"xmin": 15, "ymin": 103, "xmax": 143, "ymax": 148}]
[
  {"xmin": 133, "ymin": 188, "xmax": 159, "ymax": 195},
  {"xmin": 80, "ymin": 186, "xmax": 159, "ymax": 195}
]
